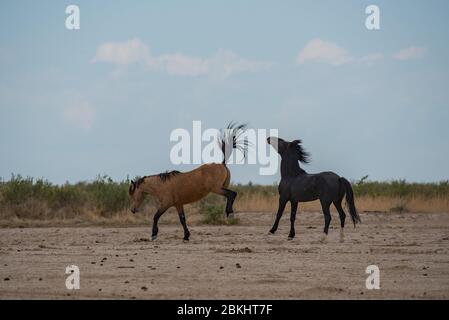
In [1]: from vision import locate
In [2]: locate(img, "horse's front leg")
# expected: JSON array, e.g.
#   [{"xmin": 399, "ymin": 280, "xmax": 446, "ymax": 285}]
[
  {"xmin": 151, "ymin": 208, "xmax": 167, "ymax": 241},
  {"xmin": 288, "ymin": 201, "xmax": 298, "ymax": 240},
  {"xmin": 269, "ymin": 197, "xmax": 288, "ymax": 234}
]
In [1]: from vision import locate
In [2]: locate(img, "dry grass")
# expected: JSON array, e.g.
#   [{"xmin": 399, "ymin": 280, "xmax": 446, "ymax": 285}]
[
  {"xmin": 1, "ymin": 195, "xmax": 448, "ymax": 228},
  {"xmin": 0, "ymin": 203, "xmax": 205, "ymax": 228},
  {"xmin": 1, "ymin": 175, "xmax": 448, "ymax": 228},
  {"xmin": 236, "ymin": 194, "xmax": 449, "ymax": 214}
]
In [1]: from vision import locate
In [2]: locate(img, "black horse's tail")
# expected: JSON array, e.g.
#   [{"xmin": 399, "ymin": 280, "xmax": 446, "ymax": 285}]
[
  {"xmin": 340, "ymin": 177, "xmax": 361, "ymax": 227},
  {"xmin": 218, "ymin": 122, "xmax": 249, "ymax": 165}
]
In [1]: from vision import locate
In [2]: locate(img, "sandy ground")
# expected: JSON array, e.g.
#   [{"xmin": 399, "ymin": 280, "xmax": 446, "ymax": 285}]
[{"xmin": 1, "ymin": 211, "xmax": 449, "ymax": 299}]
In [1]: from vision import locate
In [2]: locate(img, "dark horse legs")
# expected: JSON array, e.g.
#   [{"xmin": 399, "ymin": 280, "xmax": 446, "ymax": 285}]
[
  {"xmin": 269, "ymin": 196, "xmax": 288, "ymax": 234},
  {"xmin": 270, "ymin": 197, "xmax": 346, "ymax": 241},
  {"xmin": 152, "ymin": 206, "xmax": 190, "ymax": 241},
  {"xmin": 270, "ymin": 199, "xmax": 298, "ymax": 240},
  {"xmin": 333, "ymin": 199, "xmax": 346, "ymax": 242},
  {"xmin": 288, "ymin": 201, "xmax": 298, "ymax": 239},
  {"xmin": 270, "ymin": 197, "xmax": 345, "ymax": 241},
  {"xmin": 151, "ymin": 208, "xmax": 167, "ymax": 241},
  {"xmin": 176, "ymin": 205, "xmax": 191, "ymax": 241},
  {"xmin": 222, "ymin": 188, "xmax": 237, "ymax": 216},
  {"xmin": 334, "ymin": 201, "xmax": 346, "ymax": 228},
  {"xmin": 320, "ymin": 199, "xmax": 332, "ymax": 238}
]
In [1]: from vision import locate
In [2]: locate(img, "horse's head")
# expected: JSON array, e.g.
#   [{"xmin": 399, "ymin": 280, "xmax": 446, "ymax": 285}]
[
  {"xmin": 267, "ymin": 136, "xmax": 310, "ymax": 164},
  {"xmin": 128, "ymin": 179, "xmax": 145, "ymax": 214}
]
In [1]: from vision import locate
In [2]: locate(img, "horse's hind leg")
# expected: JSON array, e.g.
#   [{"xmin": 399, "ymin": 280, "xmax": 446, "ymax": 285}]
[
  {"xmin": 288, "ymin": 201, "xmax": 298, "ymax": 240},
  {"xmin": 213, "ymin": 188, "xmax": 237, "ymax": 217},
  {"xmin": 320, "ymin": 199, "xmax": 332, "ymax": 242},
  {"xmin": 152, "ymin": 208, "xmax": 168, "ymax": 241},
  {"xmin": 176, "ymin": 205, "xmax": 190, "ymax": 241},
  {"xmin": 333, "ymin": 199, "xmax": 346, "ymax": 243},
  {"xmin": 223, "ymin": 188, "xmax": 237, "ymax": 216}
]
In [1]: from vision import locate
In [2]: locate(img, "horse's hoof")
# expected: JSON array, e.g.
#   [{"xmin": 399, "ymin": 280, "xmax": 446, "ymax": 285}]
[
  {"xmin": 183, "ymin": 239, "xmax": 189, "ymax": 243},
  {"xmin": 288, "ymin": 236, "xmax": 294, "ymax": 241},
  {"xmin": 227, "ymin": 213, "xmax": 235, "ymax": 218},
  {"xmin": 269, "ymin": 229, "xmax": 275, "ymax": 235},
  {"xmin": 151, "ymin": 235, "xmax": 157, "ymax": 241}
]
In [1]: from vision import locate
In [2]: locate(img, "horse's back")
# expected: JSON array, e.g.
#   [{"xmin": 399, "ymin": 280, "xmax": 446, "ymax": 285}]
[
  {"xmin": 195, "ymin": 163, "xmax": 228, "ymax": 182},
  {"xmin": 317, "ymin": 171, "xmax": 340, "ymax": 183},
  {"xmin": 168, "ymin": 163, "xmax": 229, "ymax": 205},
  {"xmin": 289, "ymin": 171, "xmax": 341, "ymax": 202}
]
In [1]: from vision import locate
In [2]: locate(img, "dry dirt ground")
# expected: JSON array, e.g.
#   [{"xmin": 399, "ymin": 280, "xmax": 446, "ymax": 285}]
[{"xmin": 1, "ymin": 211, "xmax": 449, "ymax": 299}]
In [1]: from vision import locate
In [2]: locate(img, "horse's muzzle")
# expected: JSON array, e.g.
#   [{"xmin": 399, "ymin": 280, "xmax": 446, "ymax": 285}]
[{"xmin": 130, "ymin": 208, "xmax": 138, "ymax": 214}]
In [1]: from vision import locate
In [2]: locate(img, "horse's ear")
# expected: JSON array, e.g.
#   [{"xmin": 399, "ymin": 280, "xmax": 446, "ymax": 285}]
[
  {"xmin": 129, "ymin": 181, "xmax": 136, "ymax": 195},
  {"xmin": 292, "ymin": 139, "xmax": 301, "ymax": 145}
]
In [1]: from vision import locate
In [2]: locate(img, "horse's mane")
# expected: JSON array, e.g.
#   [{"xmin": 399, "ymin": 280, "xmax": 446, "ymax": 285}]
[
  {"xmin": 279, "ymin": 139, "xmax": 311, "ymax": 177},
  {"xmin": 133, "ymin": 170, "xmax": 181, "ymax": 191},
  {"xmin": 135, "ymin": 176, "xmax": 147, "ymax": 188},
  {"xmin": 294, "ymin": 140, "xmax": 311, "ymax": 164},
  {"xmin": 158, "ymin": 170, "xmax": 181, "ymax": 182}
]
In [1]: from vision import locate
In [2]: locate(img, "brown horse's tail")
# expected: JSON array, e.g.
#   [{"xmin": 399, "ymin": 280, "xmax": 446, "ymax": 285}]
[{"xmin": 218, "ymin": 122, "xmax": 249, "ymax": 165}]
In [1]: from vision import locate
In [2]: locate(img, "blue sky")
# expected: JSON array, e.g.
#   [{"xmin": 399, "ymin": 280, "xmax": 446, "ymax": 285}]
[{"xmin": 1, "ymin": 0, "xmax": 448, "ymax": 184}]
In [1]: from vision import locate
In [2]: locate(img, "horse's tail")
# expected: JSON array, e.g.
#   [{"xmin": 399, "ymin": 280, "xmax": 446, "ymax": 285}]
[
  {"xmin": 218, "ymin": 122, "xmax": 249, "ymax": 165},
  {"xmin": 340, "ymin": 177, "xmax": 361, "ymax": 227}
]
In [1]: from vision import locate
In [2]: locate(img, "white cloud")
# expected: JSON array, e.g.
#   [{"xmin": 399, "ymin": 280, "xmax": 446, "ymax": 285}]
[
  {"xmin": 209, "ymin": 50, "xmax": 274, "ymax": 77},
  {"xmin": 92, "ymin": 38, "xmax": 149, "ymax": 65},
  {"xmin": 154, "ymin": 50, "xmax": 273, "ymax": 77},
  {"xmin": 92, "ymin": 38, "xmax": 273, "ymax": 77},
  {"xmin": 393, "ymin": 46, "xmax": 426, "ymax": 60},
  {"xmin": 297, "ymin": 38, "xmax": 353, "ymax": 66},
  {"xmin": 154, "ymin": 53, "xmax": 209, "ymax": 76},
  {"xmin": 63, "ymin": 102, "xmax": 95, "ymax": 131}
]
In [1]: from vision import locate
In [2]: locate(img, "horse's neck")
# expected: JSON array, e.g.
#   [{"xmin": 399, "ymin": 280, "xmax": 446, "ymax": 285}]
[
  {"xmin": 140, "ymin": 178, "xmax": 158, "ymax": 194},
  {"xmin": 280, "ymin": 158, "xmax": 306, "ymax": 178}
]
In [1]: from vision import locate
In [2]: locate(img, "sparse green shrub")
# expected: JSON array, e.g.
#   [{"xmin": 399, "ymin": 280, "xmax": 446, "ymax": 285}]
[
  {"xmin": 352, "ymin": 178, "xmax": 449, "ymax": 198},
  {"xmin": 201, "ymin": 203, "xmax": 239, "ymax": 225},
  {"xmin": 87, "ymin": 175, "xmax": 130, "ymax": 214},
  {"xmin": 1, "ymin": 174, "xmax": 40, "ymax": 205},
  {"xmin": 50, "ymin": 184, "xmax": 85, "ymax": 209},
  {"xmin": 0, "ymin": 174, "xmax": 131, "ymax": 220}
]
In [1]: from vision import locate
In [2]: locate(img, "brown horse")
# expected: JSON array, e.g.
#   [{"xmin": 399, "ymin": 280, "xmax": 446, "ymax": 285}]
[{"xmin": 128, "ymin": 122, "xmax": 248, "ymax": 241}]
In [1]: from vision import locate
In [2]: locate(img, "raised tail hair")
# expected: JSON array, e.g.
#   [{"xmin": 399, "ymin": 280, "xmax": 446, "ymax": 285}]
[
  {"xmin": 218, "ymin": 121, "xmax": 249, "ymax": 165},
  {"xmin": 340, "ymin": 177, "xmax": 361, "ymax": 227}
]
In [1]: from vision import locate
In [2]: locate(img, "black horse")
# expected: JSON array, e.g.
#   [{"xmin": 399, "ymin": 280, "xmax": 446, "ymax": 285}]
[{"xmin": 267, "ymin": 137, "xmax": 361, "ymax": 242}]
